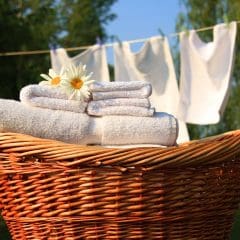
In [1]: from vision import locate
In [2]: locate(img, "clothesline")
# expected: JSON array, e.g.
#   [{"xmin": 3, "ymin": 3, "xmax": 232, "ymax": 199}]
[{"xmin": 0, "ymin": 20, "xmax": 239, "ymax": 57}]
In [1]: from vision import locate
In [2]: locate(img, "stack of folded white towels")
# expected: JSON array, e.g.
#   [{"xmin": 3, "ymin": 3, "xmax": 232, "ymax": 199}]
[
  {"xmin": 0, "ymin": 81, "xmax": 179, "ymax": 147},
  {"xmin": 88, "ymin": 81, "xmax": 154, "ymax": 117}
]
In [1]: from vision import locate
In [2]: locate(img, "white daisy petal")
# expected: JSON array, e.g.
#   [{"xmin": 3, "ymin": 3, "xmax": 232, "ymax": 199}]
[
  {"xmin": 40, "ymin": 67, "xmax": 67, "ymax": 87},
  {"xmin": 68, "ymin": 63, "xmax": 74, "ymax": 72},
  {"xmin": 72, "ymin": 65, "xmax": 78, "ymax": 77},
  {"xmin": 81, "ymin": 85, "xmax": 89, "ymax": 92},
  {"xmin": 83, "ymin": 91, "xmax": 90, "ymax": 98},
  {"xmin": 40, "ymin": 74, "xmax": 52, "ymax": 81},
  {"xmin": 79, "ymin": 63, "xmax": 83, "ymax": 72},
  {"xmin": 49, "ymin": 69, "xmax": 57, "ymax": 78},
  {"xmin": 81, "ymin": 88, "xmax": 90, "ymax": 98},
  {"xmin": 69, "ymin": 92, "xmax": 76, "ymax": 100},
  {"xmin": 85, "ymin": 80, "xmax": 95, "ymax": 86},
  {"xmin": 60, "ymin": 63, "xmax": 95, "ymax": 101},
  {"xmin": 59, "ymin": 67, "xmax": 66, "ymax": 76},
  {"xmin": 88, "ymin": 72, "xmax": 93, "ymax": 78},
  {"xmin": 82, "ymin": 75, "xmax": 91, "ymax": 81},
  {"xmin": 66, "ymin": 64, "xmax": 73, "ymax": 76},
  {"xmin": 76, "ymin": 91, "xmax": 82, "ymax": 99}
]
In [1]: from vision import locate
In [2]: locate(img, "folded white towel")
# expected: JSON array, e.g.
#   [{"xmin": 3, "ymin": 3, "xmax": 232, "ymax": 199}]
[
  {"xmin": 87, "ymin": 105, "xmax": 154, "ymax": 117},
  {"xmin": 20, "ymin": 85, "xmax": 87, "ymax": 113},
  {"xmin": 90, "ymin": 81, "xmax": 151, "ymax": 92},
  {"xmin": 92, "ymin": 88, "xmax": 151, "ymax": 100},
  {"xmin": 0, "ymin": 100, "xmax": 100, "ymax": 144},
  {"xmin": 88, "ymin": 98, "xmax": 150, "ymax": 108},
  {"xmin": 101, "ymin": 112, "xmax": 178, "ymax": 146},
  {"xmin": 0, "ymin": 99, "xmax": 178, "ymax": 146},
  {"xmin": 90, "ymin": 81, "xmax": 152, "ymax": 100}
]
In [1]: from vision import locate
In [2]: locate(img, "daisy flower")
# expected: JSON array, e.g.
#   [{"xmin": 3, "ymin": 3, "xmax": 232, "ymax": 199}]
[
  {"xmin": 39, "ymin": 68, "xmax": 66, "ymax": 87},
  {"xmin": 61, "ymin": 63, "xmax": 95, "ymax": 101}
]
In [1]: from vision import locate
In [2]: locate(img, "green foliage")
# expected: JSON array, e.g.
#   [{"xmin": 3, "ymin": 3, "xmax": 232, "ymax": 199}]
[
  {"xmin": 59, "ymin": 0, "xmax": 117, "ymax": 47},
  {"xmin": 0, "ymin": 216, "xmax": 11, "ymax": 240},
  {"xmin": 0, "ymin": 0, "xmax": 116, "ymax": 99},
  {"xmin": 0, "ymin": 0, "xmax": 60, "ymax": 99},
  {"xmin": 175, "ymin": 0, "xmax": 240, "ymax": 139},
  {"xmin": 231, "ymin": 209, "xmax": 240, "ymax": 240}
]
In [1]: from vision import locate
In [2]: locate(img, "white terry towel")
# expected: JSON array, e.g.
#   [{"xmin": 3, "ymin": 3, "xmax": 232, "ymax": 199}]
[
  {"xmin": 90, "ymin": 81, "xmax": 152, "ymax": 100},
  {"xmin": 50, "ymin": 45, "xmax": 110, "ymax": 82},
  {"xmin": 101, "ymin": 112, "xmax": 178, "ymax": 146},
  {"xmin": 87, "ymin": 105, "xmax": 155, "ymax": 117},
  {"xmin": 0, "ymin": 99, "xmax": 101, "ymax": 144},
  {"xmin": 20, "ymin": 84, "xmax": 88, "ymax": 113},
  {"xmin": 90, "ymin": 80, "xmax": 151, "ymax": 92},
  {"xmin": 178, "ymin": 21, "xmax": 237, "ymax": 124},
  {"xmin": 0, "ymin": 99, "xmax": 178, "ymax": 146},
  {"xmin": 88, "ymin": 98, "xmax": 150, "ymax": 108},
  {"xmin": 113, "ymin": 36, "xmax": 189, "ymax": 143},
  {"xmin": 92, "ymin": 88, "xmax": 151, "ymax": 100}
]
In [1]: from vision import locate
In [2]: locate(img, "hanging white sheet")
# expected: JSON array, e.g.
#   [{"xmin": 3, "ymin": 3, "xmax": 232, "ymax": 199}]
[
  {"xmin": 50, "ymin": 45, "xmax": 110, "ymax": 82},
  {"xmin": 178, "ymin": 22, "xmax": 237, "ymax": 124}
]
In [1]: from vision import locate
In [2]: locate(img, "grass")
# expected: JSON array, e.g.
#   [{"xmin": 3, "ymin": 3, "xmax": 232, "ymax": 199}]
[
  {"xmin": 230, "ymin": 210, "xmax": 240, "ymax": 240},
  {"xmin": 0, "ymin": 216, "xmax": 11, "ymax": 240}
]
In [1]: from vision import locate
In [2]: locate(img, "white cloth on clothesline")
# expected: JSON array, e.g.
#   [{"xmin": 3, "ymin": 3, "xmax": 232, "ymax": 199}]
[
  {"xmin": 113, "ymin": 36, "xmax": 190, "ymax": 143},
  {"xmin": 178, "ymin": 21, "xmax": 237, "ymax": 124},
  {"xmin": 50, "ymin": 45, "xmax": 110, "ymax": 82}
]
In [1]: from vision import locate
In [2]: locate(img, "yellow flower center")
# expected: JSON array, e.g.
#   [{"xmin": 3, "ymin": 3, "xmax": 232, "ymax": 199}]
[
  {"xmin": 51, "ymin": 76, "xmax": 61, "ymax": 85},
  {"xmin": 70, "ymin": 78, "xmax": 83, "ymax": 89}
]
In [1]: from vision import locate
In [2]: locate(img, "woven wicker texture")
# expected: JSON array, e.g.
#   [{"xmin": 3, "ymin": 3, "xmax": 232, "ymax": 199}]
[{"xmin": 0, "ymin": 130, "xmax": 240, "ymax": 239}]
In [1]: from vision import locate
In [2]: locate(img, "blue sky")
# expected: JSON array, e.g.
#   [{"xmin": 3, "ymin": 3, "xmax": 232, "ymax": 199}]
[{"xmin": 105, "ymin": 0, "xmax": 182, "ymax": 63}]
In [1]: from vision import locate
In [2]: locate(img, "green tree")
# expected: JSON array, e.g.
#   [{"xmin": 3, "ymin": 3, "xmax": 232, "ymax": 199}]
[
  {"xmin": 59, "ymin": 0, "xmax": 117, "ymax": 47},
  {"xmin": 0, "ymin": 0, "xmax": 60, "ymax": 99},
  {"xmin": 175, "ymin": 0, "xmax": 240, "ymax": 139},
  {"xmin": 0, "ymin": 0, "xmax": 117, "ymax": 100}
]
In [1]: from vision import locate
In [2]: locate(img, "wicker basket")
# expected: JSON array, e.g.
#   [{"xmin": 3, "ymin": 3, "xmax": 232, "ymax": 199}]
[{"xmin": 0, "ymin": 130, "xmax": 240, "ymax": 240}]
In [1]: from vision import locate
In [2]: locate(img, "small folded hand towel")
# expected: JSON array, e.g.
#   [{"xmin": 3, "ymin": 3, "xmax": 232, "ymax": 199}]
[
  {"xmin": 90, "ymin": 81, "xmax": 152, "ymax": 100},
  {"xmin": 92, "ymin": 88, "xmax": 151, "ymax": 100},
  {"xmin": 20, "ymin": 84, "xmax": 87, "ymax": 113},
  {"xmin": 87, "ymin": 105, "xmax": 154, "ymax": 117},
  {"xmin": 0, "ymin": 99, "xmax": 178, "ymax": 147},
  {"xmin": 88, "ymin": 98, "xmax": 150, "ymax": 108},
  {"xmin": 90, "ymin": 81, "xmax": 151, "ymax": 92}
]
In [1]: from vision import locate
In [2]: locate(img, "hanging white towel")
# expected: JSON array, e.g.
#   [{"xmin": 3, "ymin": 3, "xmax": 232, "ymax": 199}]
[
  {"xmin": 113, "ymin": 36, "xmax": 189, "ymax": 143},
  {"xmin": 50, "ymin": 45, "xmax": 110, "ymax": 82},
  {"xmin": 178, "ymin": 22, "xmax": 237, "ymax": 124}
]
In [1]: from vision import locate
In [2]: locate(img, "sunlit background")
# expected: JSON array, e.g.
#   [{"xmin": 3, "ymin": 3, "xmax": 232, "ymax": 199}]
[{"xmin": 0, "ymin": 0, "xmax": 240, "ymax": 239}]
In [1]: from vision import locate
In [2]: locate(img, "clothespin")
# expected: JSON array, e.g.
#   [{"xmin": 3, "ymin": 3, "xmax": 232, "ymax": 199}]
[
  {"xmin": 158, "ymin": 28, "xmax": 165, "ymax": 39},
  {"xmin": 223, "ymin": 14, "xmax": 230, "ymax": 28},
  {"xmin": 113, "ymin": 35, "xmax": 122, "ymax": 46},
  {"xmin": 49, "ymin": 43, "xmax": 57, "ymax": 54},
  {"xmin": 96, "ymin": 36, "xmax": 102, "ymax": 45}
]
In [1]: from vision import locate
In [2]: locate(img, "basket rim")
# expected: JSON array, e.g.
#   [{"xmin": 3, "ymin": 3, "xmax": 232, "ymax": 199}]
[{"xmin": 0, "ymin": 130, "xmax": 239, "ymax": 170}]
